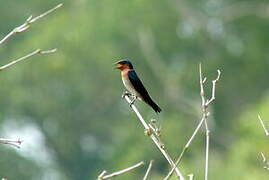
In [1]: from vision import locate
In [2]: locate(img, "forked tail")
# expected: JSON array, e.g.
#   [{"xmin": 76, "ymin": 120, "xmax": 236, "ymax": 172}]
[{"xmin": 147, "ymin": 98, "xmax": 162, "ymax": 113}]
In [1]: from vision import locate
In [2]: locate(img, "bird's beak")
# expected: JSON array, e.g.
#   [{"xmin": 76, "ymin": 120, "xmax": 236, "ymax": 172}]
[{"xmin": 114, "ymin": 62, "xmax": 121, "ymax": 69}]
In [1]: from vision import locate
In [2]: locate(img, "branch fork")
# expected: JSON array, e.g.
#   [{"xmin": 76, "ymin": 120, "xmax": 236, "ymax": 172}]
[
  {"xmin": 0, "ymin": 4, "xmax": 63, "ymax": 45},
  {"xmin": 0, "ymin": 4, "xmax": 62, "ymax": 71},
  {"xmin": 164, "ymin": 64, "xmax": 221, "ymax": 180}
]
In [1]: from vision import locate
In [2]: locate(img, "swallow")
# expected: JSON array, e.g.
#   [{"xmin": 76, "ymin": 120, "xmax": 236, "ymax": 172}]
[{"xmin": 115, "ymin": 59, "xmax": 162, "ymax": 113}]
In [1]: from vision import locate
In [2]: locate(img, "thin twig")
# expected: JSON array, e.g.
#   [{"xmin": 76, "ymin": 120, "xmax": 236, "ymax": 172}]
[
  {"xmin": 164, "ymin": 64, "xmax": 221, "ymax": 180},
  {"xmin": 97, "ymin": 171, "xmax": 107, "ymax": 179},
  {"xmin": 97, "ymin": 161, "xmax": 144, "ymax": 180},
  {"xmin": 0, "ymin": 4, "xmax": 63, "ymax": 45},
  {"xmin": 0, "ymin": 48, "xmax": 57, "ymax": 71},
  {"xmin": 205, "ymin": 70, "xmax": 221, "ymax": 105},
  {"xmin": 164, "ymin": 117, "xmax": 205, "ymax": 180},
  {"xmin": 260, "ymin": 152, "xmax": 269, "ymax": 170},
  {"xmin": 0, "ymin": 138, "xmax": 23, "ymax": 148},
  {"xmin": 258, "ymin": 115, "xmax": 269, "ymax": 170},
  {"xmin": 124, "ymin": 95, "xmax": 185, "ymax": 180},
  {"xmin": 199, "ymin": 64, "xmax": 209, "ymax": 180},
  {"xmin": 143, "ymin": 160, "xmax": 154, "ymax": 180},
  {"xmin": 258, "ymin": 115, "xmax": 269, "ymax": 136},
  {"xmin": 188, "ymin": 174, "xmax": 194, "ymax": 180},
  {"xmin": 204, "ymin": 128, "xmax": 209, "ymax": 180}
]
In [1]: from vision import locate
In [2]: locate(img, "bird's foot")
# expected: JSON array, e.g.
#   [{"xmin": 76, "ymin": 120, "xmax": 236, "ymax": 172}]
[
  {"xmin": 122, "ymin": 91, "xmax": 131, "ymax": 98},
  {"xmin": 129, "ymin": 96, "xmax": 137, "ymax": 107}
]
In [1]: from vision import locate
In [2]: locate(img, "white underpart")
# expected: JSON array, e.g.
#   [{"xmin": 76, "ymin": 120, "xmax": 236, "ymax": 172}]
[{"xmin": 122, "ymin": 76, "xmax": 142, "ymax": 100}]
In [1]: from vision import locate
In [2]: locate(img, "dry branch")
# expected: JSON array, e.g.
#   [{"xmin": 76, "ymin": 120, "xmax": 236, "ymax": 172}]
[
  {"xmin": 0, "ymin": 138, "xmax": 22, "ymax": 148},
  {"xmin": 123, "ymin": 94, "xmax": 185, "ymax": 180},
  {"xmin": 258, "ymin": 115, "xmax": 269, "ymax": 136},
  {"xmin": 258, "ymin": 115, "xmax": 269, "ymax": 170},
  {"xmin": 97, "ymin": 161, "xmax": 144, "ymax": 180},
  {"xmin": 164, "ymin": 64, "xmax": 221, "ymax": 180},
  {"xmin": 188, "ymin": 174, "xmax": 194, "ymax": 180},
  {"xmin": 0, "ymin": 4, "xmax": 63, "ymax": 45},
  {"xmin": 0, "ymin": 48, "xmax": 56, "ymax": 71},
  {"xmin": 143, "ymin": 160, "xmax": 154, "ymax": 180},
  {"xmin": 199, "ymin": 64, "xmax": 220, "ymax": 180},
  {"xmin": 260, "ymin": 152, "xmax": 269, "ymax": 170},
  {"xmin": 0, "ymin": 3, "xmax": 62, "ymax": 71},
  {"xmin": 0, "ymin": 4, "xmax": 62, "ymax": 148}
]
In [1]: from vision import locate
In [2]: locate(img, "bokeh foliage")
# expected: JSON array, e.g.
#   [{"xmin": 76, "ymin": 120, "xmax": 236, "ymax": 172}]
[{"xmin": 0, "ymin": 0, "xmax": 269, "ymax": 179}]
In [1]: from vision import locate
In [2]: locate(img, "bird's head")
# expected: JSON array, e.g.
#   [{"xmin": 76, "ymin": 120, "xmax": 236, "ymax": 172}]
[{"xmin": 114, "ymin": 59, "xmax": 133, "ymax": 70}]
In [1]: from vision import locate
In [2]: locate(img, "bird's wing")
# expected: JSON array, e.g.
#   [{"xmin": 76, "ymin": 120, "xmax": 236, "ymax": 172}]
[
  {"xmin": 128, "ymin": 70, "xmax": 162, "ymax": 113},
  {"xmin": 128, "ymin": 70, "xmax": 150, "ymax": 99}
]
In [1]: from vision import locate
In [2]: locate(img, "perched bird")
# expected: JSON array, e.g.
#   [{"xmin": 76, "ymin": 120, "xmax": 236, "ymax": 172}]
[{"xmin": 115, "ymin": 60, "xmax": 161, "ymax": 113}]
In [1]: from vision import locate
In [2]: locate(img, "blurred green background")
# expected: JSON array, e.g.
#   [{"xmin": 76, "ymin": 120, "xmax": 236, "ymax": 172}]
[{"xmin": 0, "ymin": 0, "xmax": 269, "ymax": 179}]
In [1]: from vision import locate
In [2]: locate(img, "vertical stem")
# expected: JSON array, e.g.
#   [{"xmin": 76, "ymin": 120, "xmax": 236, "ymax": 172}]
[
  {"xmin": 164, "ymin": 65, "xmax": 220, "ymax": 180},
  {"xmin": 204, "ymin": 128, "xmax": 210, "ymax": 180}
]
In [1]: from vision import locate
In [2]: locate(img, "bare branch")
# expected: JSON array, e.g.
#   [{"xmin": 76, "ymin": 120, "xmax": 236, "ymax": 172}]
[
  {"xmin": 260, "ymin": 152, "xmax": 269, "ymax": 170},
  {"xmin": 0, "ymin": 3, "xmax": 60, "ymax": 156},
  {"xmin": 123, "ymin": 95, "xmax": 185, "ymax": 180},
  {"xmin": 143, "ymin": 160, "xmax": 154, "ymax": 180},
  {"xmin": 204, "ymin": 129, "xmax": 210, "ymax": 180},
  {"xmin": 258, "ymin": 115, "xmax": 269, "ymax": 170},
  {"xmin": 199, "ymin": 64, "xmax": 221, "ymax": 180},
  {"xmin": 206, "ymin": 69, "xmax": 221, "ymax": 105},
  {"xmin": 28, "ymin": 4, "xmax": 63, "ymax": 24},
  {"xmin": 0, "ymin": 4, "xmax": 63, "ymax": 45},
  {"xmin": 97, "ymin": 161, "xmax": 144, "ymax": 180},
  {"xmin": 0, "ymin": 138, "xmax": 22, "ymax": 148},
  {"xmin": 164, "ymin": 64, "xmax": 221, "ymax": 180},
  {"xmin": 258, "ymin": 115, "xmax": 269, "ymax": 136},
  {"xmin": 200, "ymin": 64, "xmax": 221, "ymax": 180},
  {"xmin": 0, "ymin": 48, "xmax": 57, "ymax": 71},
  {"xmin": 188, "ymin": 174, "xmax": 194, "ymax": 180},
  {"xmin": 97, "ymin": 171, "xmax": 107, "ymax": 179},
  {"xmin": 164, "ymin": 116, "xmax": 205, "ymax": 180}
]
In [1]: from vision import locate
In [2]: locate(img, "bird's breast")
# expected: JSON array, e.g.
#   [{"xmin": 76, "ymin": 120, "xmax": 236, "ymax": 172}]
[
  {"xmin": 122, "ymin": 76, "xmax": 141, "ymax": 97},
  {"xmin": 122, "ymin": 76, "xmax": 135, "ymax": 93}
]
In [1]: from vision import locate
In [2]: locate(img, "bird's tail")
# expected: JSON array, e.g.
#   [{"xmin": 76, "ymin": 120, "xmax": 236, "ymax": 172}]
[{"xmin": 146, "ymin": 98, "xmax": 162, "ymax": 113}]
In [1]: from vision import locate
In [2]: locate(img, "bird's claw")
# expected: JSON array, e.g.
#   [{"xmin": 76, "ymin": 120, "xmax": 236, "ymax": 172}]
[
  {"xmin": 122, "ymin": 91, "xmax": 131, "ymax": 98},
  {"xmin": 129, "ymin": 97, "xmax": 137, "ymax": 107},
  {"xmin": 129, "ymin": 101, "xmax": 134, "ymax": 107}
]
